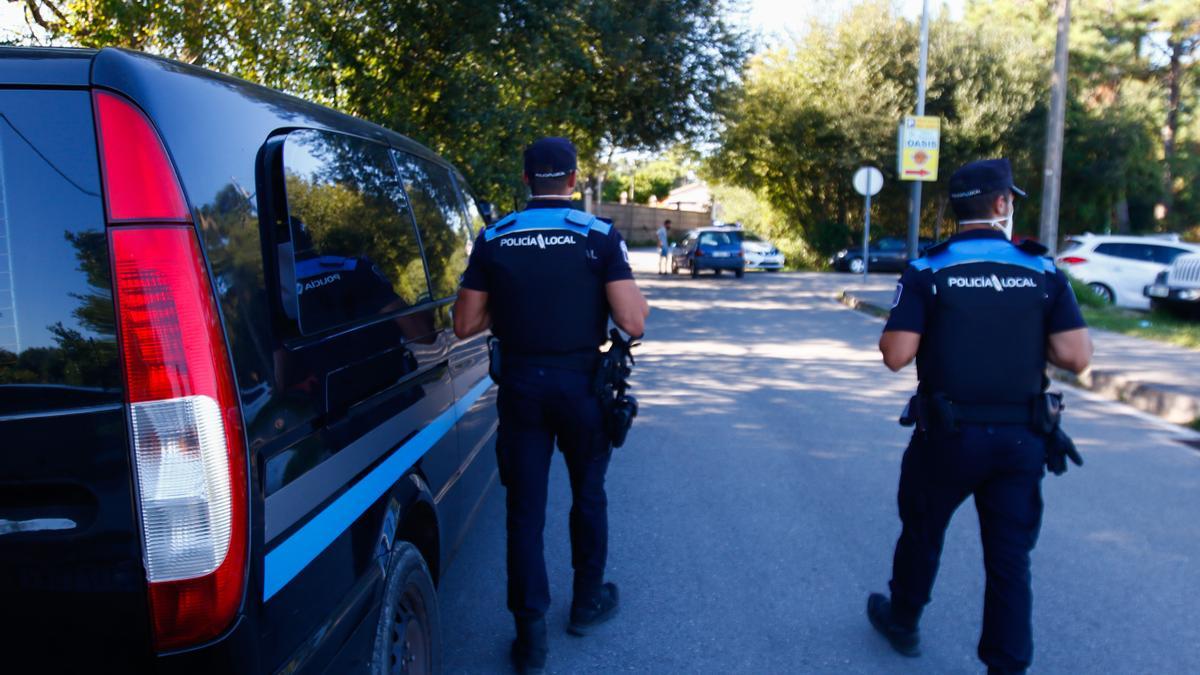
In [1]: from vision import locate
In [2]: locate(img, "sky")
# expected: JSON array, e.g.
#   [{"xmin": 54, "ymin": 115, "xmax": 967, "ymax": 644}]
[{"xmin": 743, "ymin": 0, "xmax": 966, "ymax": 50}]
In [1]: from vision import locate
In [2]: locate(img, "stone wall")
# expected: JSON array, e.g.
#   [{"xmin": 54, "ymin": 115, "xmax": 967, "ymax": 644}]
[{"xmin": 594, "ymin": 203, "xmax": 711, "ymax": 244}]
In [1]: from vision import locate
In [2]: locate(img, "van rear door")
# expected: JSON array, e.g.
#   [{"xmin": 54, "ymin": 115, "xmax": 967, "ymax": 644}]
[{"xmin": 0, "ymin": 88, "xmax": 152, "ymax": 662}]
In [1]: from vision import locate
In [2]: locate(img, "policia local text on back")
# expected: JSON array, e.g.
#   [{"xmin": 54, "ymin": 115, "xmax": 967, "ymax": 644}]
[{"xmin": 452, "ymin": 137, "xmax": 650, "ymax": 675}]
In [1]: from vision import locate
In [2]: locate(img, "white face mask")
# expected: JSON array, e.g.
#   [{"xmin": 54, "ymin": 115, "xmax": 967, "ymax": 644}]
[{"xmin": 959, "ymin": 199, "xmax": 1016, "ymax": 239}]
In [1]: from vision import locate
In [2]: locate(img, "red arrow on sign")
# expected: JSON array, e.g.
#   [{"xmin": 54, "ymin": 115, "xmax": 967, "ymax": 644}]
[{"xmin": 904, "ymin": 169, "xmax": 930, "ymax": 176}]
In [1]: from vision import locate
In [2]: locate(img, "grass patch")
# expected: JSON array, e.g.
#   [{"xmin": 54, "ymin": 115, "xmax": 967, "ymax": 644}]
[{"xmin": 1070, "ymin": 278, "xmax": 1200, "ymax": 350}]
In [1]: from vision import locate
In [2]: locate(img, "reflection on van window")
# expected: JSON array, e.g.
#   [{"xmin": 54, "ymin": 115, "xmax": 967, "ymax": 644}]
[
  {"xmin": 0, "ymin": 89, "xmax": 120, "ymax": 404},
  {"xmin": 281, "ymin": 130, "xmax": 430, "ymax": 336},
  {"xmin": 392, "ymin": 151, "xmax": 472, "ymax": 300},
  {"xmin": 460, "ymin": 182, "xmax": 488, "ymax": 245}
]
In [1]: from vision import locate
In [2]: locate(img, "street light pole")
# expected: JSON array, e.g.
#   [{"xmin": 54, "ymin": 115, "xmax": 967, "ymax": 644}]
[
  {"xmin": 906, "ymin": 0, "xmax": 930, "ymax": 261},
  {"xmin": 1039, "ymin": 0, "xmax": 1070, "ymax": 255}
]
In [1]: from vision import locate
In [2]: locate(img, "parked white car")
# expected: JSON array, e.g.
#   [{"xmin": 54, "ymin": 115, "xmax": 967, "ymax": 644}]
[
  {"xmin": 740, "ymin": 232, "xmax": 786, "ymax": 271},
  {"xmin": 1055, "ymin": 234, "xmax": 1200, "ymax": 309}
]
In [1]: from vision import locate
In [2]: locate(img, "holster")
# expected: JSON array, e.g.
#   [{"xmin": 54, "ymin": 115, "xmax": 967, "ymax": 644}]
[
  {"xmin": 1031, "ymin": 391, "xmax": 1064, "ymax": 435},
  {"xmin": 487, "ymin": 336, "xmax": 502, "ymax": 384},
  {"xmin": 1034, "ymin": 391, "xmax": 1082, "ymax": 475},
  {"xmin": 593, "ymin": 329, "xmax": 639, "ymax": 448},
  {"xmin": 899, "ymin": 395, "xmax": 922, "ymax": 429},
  {"xmin": 899, "ymin": 392, "xmax": 956, "ymax": 437}
]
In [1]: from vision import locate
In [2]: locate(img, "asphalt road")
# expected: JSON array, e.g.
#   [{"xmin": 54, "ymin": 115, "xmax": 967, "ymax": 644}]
[{"xmin": 438, "ymin": 258, "xmax": 1200, "ymax": 674}]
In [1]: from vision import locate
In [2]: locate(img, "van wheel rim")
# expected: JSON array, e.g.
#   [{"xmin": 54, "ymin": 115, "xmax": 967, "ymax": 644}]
[
  {"xmin": 850, "ymin": 259, "xmax": 864, "ymax": 273},
  {"xmin": 390, "ymin": 585, "xmax": 429, "ymax": 674}
]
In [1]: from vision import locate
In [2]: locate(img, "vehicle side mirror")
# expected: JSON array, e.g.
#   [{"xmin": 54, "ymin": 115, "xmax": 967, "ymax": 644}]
[{"xmin": 476, "ymin": 199, "xmax": 495, "ymax": 225}]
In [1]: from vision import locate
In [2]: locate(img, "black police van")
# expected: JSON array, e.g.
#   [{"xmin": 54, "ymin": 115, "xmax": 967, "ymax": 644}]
[{"xmin": 0, "ymin": 47, "xmax": 498, "ymax": 673}]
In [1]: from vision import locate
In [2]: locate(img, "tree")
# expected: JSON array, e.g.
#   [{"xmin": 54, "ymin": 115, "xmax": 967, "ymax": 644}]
[
  {"xmin": 291, "ymin": 0, "xmax": 748, "ymax": 207},
  {"xmin": 710, "ymin": 1, "xmax": 1043, "ymax": 251},
  {"xmin": 1153, "ymin": 2, "xmax": 1199, "ymax": 224},
  {"xmin": 970, "ymin": 0, "xmax": 1199, "ymax": 233},
  {"xmin": 10, "ymin": 1, "xmax": 294, "ymax": 87},
  {"xmin": 14, "ymin": 0, "xmax": 748, "ymax": 208},
  {"xmin": 601, "ymin": 150, "xmax": 698, "ymax": 203}
]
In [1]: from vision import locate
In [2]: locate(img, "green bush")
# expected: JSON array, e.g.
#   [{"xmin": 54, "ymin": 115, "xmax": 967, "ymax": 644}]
[
  {"xmin": 771, "ymin": 237, "xmax": 823, "ymax": 271},
  {"xmin": 809, "ymin": 220, "xmax": 852, "ymax": 260}
]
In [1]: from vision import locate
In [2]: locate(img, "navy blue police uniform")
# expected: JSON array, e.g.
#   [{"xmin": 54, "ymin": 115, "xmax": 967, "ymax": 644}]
[
  {"xmin": 877, "ymin": 161, "xmax": 1086, "ymax": 674},
  {"xmin": 460, "ymin": 197, "xmax": 633, "ymax": 624}
]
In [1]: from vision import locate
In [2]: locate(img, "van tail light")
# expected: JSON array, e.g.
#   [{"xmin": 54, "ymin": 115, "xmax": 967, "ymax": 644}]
[
  {"xmin": 694, "ymin": 249, "xmax": 704, "ymax": 257},
  {"xmin": 96, "ymin": 90, "xmax": 247, "ymax": 651},
  {"xmin": 1059, "ymin": 256, "xmax": 1088, "ymax": 265},
  {"xmin": 94, "ymin": 91, "xmax": 190, "ymax": 222}
]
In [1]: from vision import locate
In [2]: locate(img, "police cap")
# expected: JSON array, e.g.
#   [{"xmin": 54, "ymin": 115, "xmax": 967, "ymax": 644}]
[
  {"xmin": 948, "ymin": 158, "xmax": 1026, "ymax": 202},
  {"xmin": 524, "ymin": 137, "xmax": 578, "ymax": 179}
]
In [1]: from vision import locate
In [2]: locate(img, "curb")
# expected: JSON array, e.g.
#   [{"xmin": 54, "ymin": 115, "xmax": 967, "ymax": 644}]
[
  {"xmin": 837, "ymin": 290, "xmax": 892, "ymax": 320},
  {"xmin": 838, "ymin": 290, "xmax": 1200, "ymax": 428}
]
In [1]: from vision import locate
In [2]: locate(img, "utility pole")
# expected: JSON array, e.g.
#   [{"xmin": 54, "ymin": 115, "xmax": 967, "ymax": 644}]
[
  {"xmin": 906, "ymin": 0, "xmax": 930, "ymax": 261},
  {"xmin": 1039, "ymin": 0, "xmax": 1070, "ymax": 254}
]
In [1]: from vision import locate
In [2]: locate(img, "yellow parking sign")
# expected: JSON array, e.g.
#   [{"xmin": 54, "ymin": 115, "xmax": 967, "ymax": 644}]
[{"xmin": 897, "ymin": 115, "xmax": 940, "ymax": 181}]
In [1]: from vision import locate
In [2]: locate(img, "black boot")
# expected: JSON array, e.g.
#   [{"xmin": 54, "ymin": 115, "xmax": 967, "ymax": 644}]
[
  {"xmin": 867, "ymin": 593, "xmax": 920, "ymax": 657},
  {"xmin": 510, "ymin": 617, "xmax": 547, "ymax": 675},
  {"xmin": 568, "ymin": 582, "xmax": 619, "ymax": 636}
]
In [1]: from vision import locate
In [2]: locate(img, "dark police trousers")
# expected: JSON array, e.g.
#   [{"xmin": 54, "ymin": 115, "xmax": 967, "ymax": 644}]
[
  {"xmin": 496, "ymin": 364, "xmax": 612, "ymax": 620},
  {"xmin": 889, "ymin": 424, "xmax": 1046, "ymax": 672}
]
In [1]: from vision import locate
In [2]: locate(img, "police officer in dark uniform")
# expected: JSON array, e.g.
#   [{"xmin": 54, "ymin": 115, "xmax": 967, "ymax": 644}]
[
  {"xmin": 867, "ymin": 159, "xmax": 1093, "ymax": 674},
  {"xmin": 453, "ymin": 137, "xmax": 649, "ymax": 674}
]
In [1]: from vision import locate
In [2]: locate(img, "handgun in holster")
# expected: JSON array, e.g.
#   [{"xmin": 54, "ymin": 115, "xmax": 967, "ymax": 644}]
[
  {"xmin": 593, "ymin": 328, "xmax": 640, "ymax": 448},
  {"xmin": 1033, "ymin": 391, "xmax": 1082, "ymax": 475}
]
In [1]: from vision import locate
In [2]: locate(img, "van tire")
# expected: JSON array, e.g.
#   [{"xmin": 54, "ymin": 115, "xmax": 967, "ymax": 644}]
[
  {"xmin": 735, "ymin": 268, "xmax": 745, "ymax": 279},
  {"xmin": 371, "ymin": 542, "xmax": 441, "ymax": 675},
  {"xmin": 690, "ymin": 262, "xmax": 699, "ymax": 278}
]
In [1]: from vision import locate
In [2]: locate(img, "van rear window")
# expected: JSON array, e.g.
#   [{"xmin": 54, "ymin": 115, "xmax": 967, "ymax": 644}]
[
  {"xmin": 279, "ymin": 129, "xmax": 430, "ymax": 336},
  {"xmin": 0, "ymin": 90, "xmax": 120, "ymax": 410}
]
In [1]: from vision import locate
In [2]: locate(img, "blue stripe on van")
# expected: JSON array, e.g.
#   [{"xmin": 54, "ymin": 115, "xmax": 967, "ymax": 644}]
[{"xmin": 262, "ymin": 375, "xmax": 495, "ymax": 601}]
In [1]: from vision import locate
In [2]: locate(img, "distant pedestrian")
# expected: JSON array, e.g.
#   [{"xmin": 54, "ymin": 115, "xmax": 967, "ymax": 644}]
[
  {"xmin": 867, "ymin": 159, "xmax": 1092, "ymax": 674},
  {"xmin": 657, "ymin": 219, "xmax": 672, "ymax": 274}
]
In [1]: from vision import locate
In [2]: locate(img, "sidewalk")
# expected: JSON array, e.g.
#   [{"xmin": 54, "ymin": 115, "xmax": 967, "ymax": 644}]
[{"xmin": 840, "ymin": 287, "xmax": 1200, "ymax": 427}]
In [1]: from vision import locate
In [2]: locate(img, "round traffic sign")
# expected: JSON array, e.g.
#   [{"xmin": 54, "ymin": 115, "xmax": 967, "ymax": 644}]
[{"xmin": 853, "ymin": 166, "xmax": 884, "ymax": 197}]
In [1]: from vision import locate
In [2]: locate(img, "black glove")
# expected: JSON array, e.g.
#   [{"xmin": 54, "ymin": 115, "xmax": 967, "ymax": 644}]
[{"xmin": 1045, "ymin": 426, "xmax": 1083, "ymax": 476}]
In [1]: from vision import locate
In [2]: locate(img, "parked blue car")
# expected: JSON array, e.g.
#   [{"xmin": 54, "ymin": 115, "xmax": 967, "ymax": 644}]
[{"xmin": 671, "ymin": 228, "xmax": 746, "ymax": 278}]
